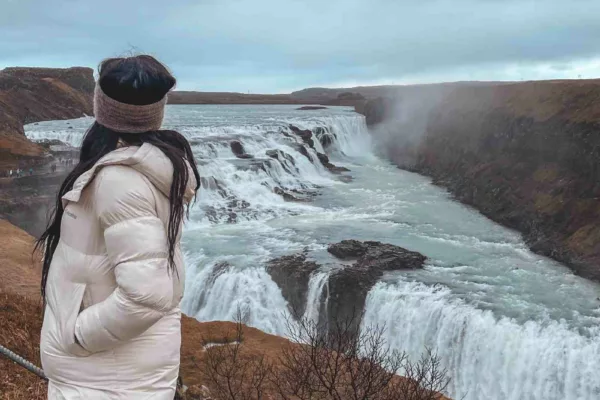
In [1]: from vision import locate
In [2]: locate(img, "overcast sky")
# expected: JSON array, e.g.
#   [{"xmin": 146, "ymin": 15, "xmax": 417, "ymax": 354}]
[{"xmin": 2, "ymin": 0, "xmax": 600, "ymax": 93}]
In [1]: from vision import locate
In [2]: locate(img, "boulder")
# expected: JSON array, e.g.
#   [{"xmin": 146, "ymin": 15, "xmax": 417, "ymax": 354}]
[
  {"xmin": 230, "ymin": 140, "xmax": 253, "ymax": 159},
  {"xmin": 329, "ymin": 240, "xmax": 426, "ymax": 271},
  {"xmin": 266, "ymin": 253, "xmax": 320, "ymax": 317},
  {"xmin": 327, "ymin": 239, "xmax": 368, "ymax": 259}
]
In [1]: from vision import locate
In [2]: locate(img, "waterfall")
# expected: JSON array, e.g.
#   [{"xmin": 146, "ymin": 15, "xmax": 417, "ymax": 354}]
[
  {"xmin": 25, "ymin": 105, "xmax": 600, "ymax": 400},
  {"xmin": 362, "ymin": 280, "xmax": 600, "ymax": 400},
  {"xmin": 303, "ymin": 271, "xmax": 329, "ymax": 325}
]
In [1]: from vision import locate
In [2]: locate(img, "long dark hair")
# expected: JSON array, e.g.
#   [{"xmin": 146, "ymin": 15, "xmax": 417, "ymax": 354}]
[{"xmin": 36, "ymin": 55, "xmax": 200, "ymax": 301}]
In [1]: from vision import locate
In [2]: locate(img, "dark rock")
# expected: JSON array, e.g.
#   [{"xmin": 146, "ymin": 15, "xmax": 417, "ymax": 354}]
[
  {"xmin": 315, "ymin": 153, "xmax": 350, "ymax": 174},
  {"xmin": 357, "ymin": 241, "xmax": 426, "ymax": 271},
  {"xmin": 266, "ymin": 149, "xmax": 299, "ymax": 174},
  {"xmin": 314, "ymin": 150, "xmax": 351, "ymax": 174},
  {"xmin": 327, "ymin": 266, "xmax": 378, "ymax": 330},
  {"xmin": 313, "ymin": 126, "xmax": 337, "ymax": 149},
  {"xmin": 320, "ymin": 135, "xmax": 335, "ymax": 148},
  {"xmin": 273, "ymin": 187, "xmax": 311, "ymax": 202},
  {"xmin": 327, "ymin": 239, "xmax": 368, "ymax": 259},
  {"xmin": 266, "ymin": 149, "xmax": 296, "ymax": 165},
  {"xmin": 266, "ymin": 149, "xmax": 279, "ymax": 159},
  {"xmin": 289, "ymin": 125, "xmax": 315, "ymax": 148},
  {"xmin": 327, "ymin": 165, "xmax": 351, "ymax": 174},
  {"xmin": 266, "ymin": 240, "xmax": 426, "ymax": 331},
  {"xmin": 288, "ymin": 143, "xmax": 311, "ymax": 160},
  {"xmin": 297, "ymin": 106, "xmax": 328, "ymax": 110},
  {"xmin": 316, "ymin": 152, "xmax": 329, "ymax": 165},
  {"xmin": 230, "ymin": 140, "xmax": 253, "ymax": 159},
  {"xmin": 266, "ymin": 253, "xmax": 320, "ymax": 317},
  {"xmin": 326, "ymin": 241, "xmax": 426, "ymax": 330},
  {"xmin": 329, "ymin": 240, "xmax": 426, "ymax": 271}
]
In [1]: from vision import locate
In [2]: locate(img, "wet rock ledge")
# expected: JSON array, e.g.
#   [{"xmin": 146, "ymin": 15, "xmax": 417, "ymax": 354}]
[{"xmin": 266, "ymin": 240, "xmax": 426, "ymax": 329}]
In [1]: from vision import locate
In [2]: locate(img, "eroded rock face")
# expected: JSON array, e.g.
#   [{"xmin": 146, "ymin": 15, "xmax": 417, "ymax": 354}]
[
  {"xmin": 289, "ymin": 125, "xmax": 315, "ymax": 148},
  {"xmin": 358, "ymin": 82, "xmax": 600, "ymax": 281},
  {"xmin": 326, "ymin": 241, "xmax": 426, "ymax": 328},
  {"xmin": 266, "ymin": 241, "xmax": 426, "ymax": 329},
  {"xmin": 266, "ymin": 253, "xmax": 319, "ymax": 317},
  {"xmin": 0, "ymin": 66, "xmax": 94, "ymax": 169}
]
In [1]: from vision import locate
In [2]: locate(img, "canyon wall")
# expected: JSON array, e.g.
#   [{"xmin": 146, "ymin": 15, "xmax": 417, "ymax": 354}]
[
  {"xmin": 0, "ymin": 67, "xmax": 94, "ymax": 168},
  {"xmin": 359, "ymin": 80, "xmax": 600, "ymax": 281}
]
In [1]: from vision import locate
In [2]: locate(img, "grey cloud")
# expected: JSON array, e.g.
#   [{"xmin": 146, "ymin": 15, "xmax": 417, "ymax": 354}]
[{"xmin": 1, "ymin": 0, "xmax": 599, "ymax": 92}]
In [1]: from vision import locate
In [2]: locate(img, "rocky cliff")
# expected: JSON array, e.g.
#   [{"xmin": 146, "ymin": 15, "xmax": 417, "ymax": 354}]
[
  {"xmin": 359, "ymin": 80, "xmax": 600, "ymax": 281},
  {"xmin": 0, "ymin": 67, "xmax": 94, "ymax": 168}
]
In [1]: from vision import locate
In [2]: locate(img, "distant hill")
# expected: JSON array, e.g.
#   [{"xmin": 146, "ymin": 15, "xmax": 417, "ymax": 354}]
[{"xmin": 169, "ymin": 91, "xmax": 300, "ymax": 105}]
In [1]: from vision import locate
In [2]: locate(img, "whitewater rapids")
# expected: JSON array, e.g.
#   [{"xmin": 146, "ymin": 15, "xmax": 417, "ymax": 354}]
[{"xmin": 26, "ymin": 104, "xmax": 600, "ymax": 400}]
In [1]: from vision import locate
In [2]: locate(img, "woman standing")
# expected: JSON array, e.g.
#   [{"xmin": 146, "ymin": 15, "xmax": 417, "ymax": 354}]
[{"xmin": 37, "ymin": 55, "xmax": 200, "ymax": 399}]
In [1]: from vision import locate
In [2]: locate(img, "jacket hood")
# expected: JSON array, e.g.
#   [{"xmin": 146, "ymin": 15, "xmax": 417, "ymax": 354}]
[{"xmin": 62, "ymin": 143, "xmax": 198, "ymax": 206}]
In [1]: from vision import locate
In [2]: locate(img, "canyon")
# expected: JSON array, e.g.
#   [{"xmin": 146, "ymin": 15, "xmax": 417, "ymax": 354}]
[{"xmin": 357, "ymin": 80, "xmax": 600, "ymax": 281}]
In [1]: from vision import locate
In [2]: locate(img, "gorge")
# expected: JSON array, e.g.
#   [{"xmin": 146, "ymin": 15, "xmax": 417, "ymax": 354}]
[{"xmin": 2, "ymin": 67, "xmax": 600, "ymax": 400}]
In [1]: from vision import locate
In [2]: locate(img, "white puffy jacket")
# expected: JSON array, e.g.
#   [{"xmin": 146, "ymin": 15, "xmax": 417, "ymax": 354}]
[{"xmin": 40, "ymin": 143, "xmax": 197, "ymax": 399}]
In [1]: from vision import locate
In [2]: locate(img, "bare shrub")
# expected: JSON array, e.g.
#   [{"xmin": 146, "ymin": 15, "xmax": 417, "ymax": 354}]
[
  {"xmin": 272, "ymin": 312, "xmax": 449, "ymax": 400},
  {"xmin": 392, "ymin": 348, "xmax": 450, "ymax": 400},
  {"xmin": 199, "ymin": 309, "xmax": 450, "ymax": 400},
  {"xmin": 199, "ymin": 309, "xmax": 273, "ymax": 400}
]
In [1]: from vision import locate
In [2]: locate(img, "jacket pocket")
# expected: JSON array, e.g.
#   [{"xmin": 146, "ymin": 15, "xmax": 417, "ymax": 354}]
[{"xmin": 60, "ymin": 283, "xmax": 92, "ymax": 357}]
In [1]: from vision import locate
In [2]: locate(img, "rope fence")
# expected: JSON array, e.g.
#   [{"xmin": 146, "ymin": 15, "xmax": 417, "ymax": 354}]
[{"xmin": 0, "ymin": 343, "xmax": 47, "ymax": 381}]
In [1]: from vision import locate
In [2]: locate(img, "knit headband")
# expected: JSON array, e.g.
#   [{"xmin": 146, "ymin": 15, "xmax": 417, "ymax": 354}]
[{"xmin": 93, "ymin": 84, "xmax": 167, "ymax": 133}]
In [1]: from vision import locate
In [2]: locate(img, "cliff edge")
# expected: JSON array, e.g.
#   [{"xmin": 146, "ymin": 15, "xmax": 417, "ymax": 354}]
[
  {"xmin": 359, "ymin": 79, "xmax": 600, "ymax": 281},
  {"xmin": 0, "ymin": 67, "xmax": 94, "ymax": 169}
]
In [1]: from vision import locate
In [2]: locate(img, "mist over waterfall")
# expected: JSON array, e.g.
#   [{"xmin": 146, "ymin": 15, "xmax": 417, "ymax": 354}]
[{"xmin": 25, "ymin": 104, "xmax": 600, "ymax": 400}]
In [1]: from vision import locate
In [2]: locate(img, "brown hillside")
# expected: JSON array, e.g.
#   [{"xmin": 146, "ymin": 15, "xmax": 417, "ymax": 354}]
[
  {"xmin": 169, "ymin": 91, "xmax": 301, "ymax": 105},
  {"xmin": 0, "ymin": 67, "xmax": 94, "ymax": 170}
]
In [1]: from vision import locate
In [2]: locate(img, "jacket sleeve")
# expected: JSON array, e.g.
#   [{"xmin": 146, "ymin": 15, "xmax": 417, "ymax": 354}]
[{"xmin": 74, "ymin": 166, "xmax": 176, "ymax": 353}]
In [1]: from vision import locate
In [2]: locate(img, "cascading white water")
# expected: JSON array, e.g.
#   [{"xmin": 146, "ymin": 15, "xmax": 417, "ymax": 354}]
[
  {"xmin": 25, "ymin": 105, "xmax": 600, "ymax": 400},
  {"xmin": 362, "ymin": 280, "xmax": 600, "ymax": 400},
  {"xmin": 303, "ymin": 271, "xmax": 329, "ymax": 325}
]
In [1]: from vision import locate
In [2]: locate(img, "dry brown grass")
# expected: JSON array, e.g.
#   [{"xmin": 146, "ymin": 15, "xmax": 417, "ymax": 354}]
[
  {"xmin": 0, "ymin": 291, "xmax": 46, "ymax": 400},
  {"xmin": 0, "ymin": 219, "xmax": 42, "ymax": 298}
]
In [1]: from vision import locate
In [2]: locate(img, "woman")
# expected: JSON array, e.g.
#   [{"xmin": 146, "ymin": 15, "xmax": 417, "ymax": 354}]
[{"xmin": 37, "ymin": 55, "xmax": 200, "ymax": 399}]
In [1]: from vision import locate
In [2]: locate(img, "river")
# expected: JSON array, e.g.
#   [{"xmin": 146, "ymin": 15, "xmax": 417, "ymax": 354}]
[{"xmin": 25, "ymin": 104, "xmax": 600, "ymax": 400}]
